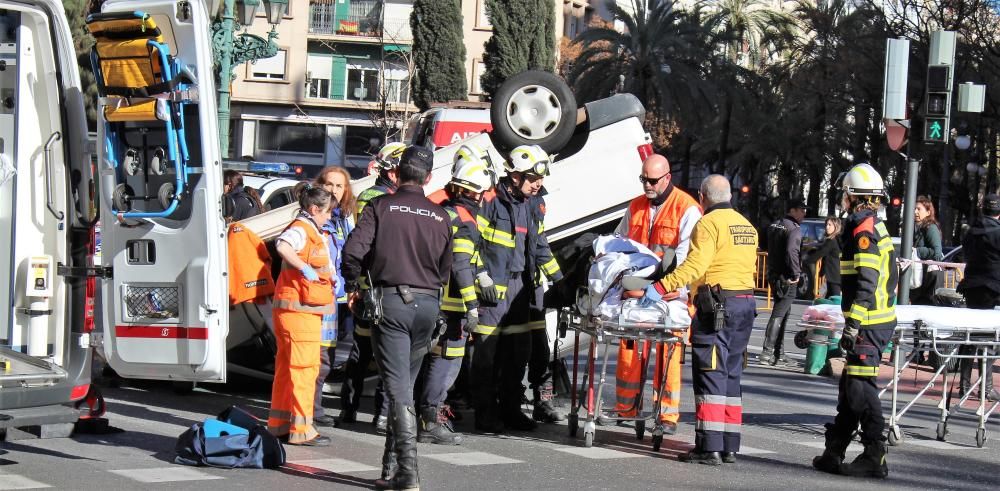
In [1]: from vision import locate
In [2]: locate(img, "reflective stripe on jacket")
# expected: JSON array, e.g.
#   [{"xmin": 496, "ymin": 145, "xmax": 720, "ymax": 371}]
[
  {"xmin": 273, "ymin": 218, "xmax": 336, "ymax": 314},
  {"xmin": 841, "ymin": 211, "xmax": 898, "ymax": 328}
]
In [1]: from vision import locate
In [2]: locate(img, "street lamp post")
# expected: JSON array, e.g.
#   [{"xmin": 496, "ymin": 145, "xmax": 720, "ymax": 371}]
[{"xmin": 213, "ymin": 0, "xmax": 288, "ymax": 158}]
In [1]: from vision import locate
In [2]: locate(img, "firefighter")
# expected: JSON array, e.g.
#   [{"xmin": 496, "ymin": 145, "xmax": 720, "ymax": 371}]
[
  {"xmin": 812, "ymin": 163, "xmax": 896, "ymax": 479},
  {"xmin": 339, "ymin": 142, "xmax": 406, "ymax": 431},
  {"xmin": 473, "ymin": 145, "xmax": 562, "ymax": 433},
  {"xmin": 417, "ymin": 144, "xmax": 495, "ymax": 445},
  {"xmin": 267, "ymin": 185, "xmax": 337, "ymax": 446},
  {"xmin": 645, "ymin": 175, "xmax": 757, "ymax": 465},
  {"xmin": 611, "ymin": 153, "xmax": 701, "ymax": 433},
  {"xmin": 341, "ymin": 146, "xmax": 452, "ymax": 491}
]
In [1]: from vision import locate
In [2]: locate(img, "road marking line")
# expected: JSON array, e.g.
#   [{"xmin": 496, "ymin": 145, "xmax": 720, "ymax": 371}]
[
  {"xmin": 735, "ymin": 445, "xmax": 776, "ymax": 455},
  {"xmin": 423, "ymin": 451, "xmax": 523, "ymax": 466},
  {"xmin": 799, "ymin": 441, "xmax": 864, "ymax": 452},
  {"xmin": 0, "ymin": 474, "xmax": 51, "ymax": 490},
  {"xmin": 907, "ymin": 439, "xmax": 986, "ymax": 450},
  {"xmin": 289, "ymin": 458, "xmax": 378, "ymax": 473},
  {"xmin": 108, "ymin": 467, "xmax": 224, "ymax": 483},
  {"xmin": 554, "ymin": 447, "xmax": 648, "ymax": 459}
]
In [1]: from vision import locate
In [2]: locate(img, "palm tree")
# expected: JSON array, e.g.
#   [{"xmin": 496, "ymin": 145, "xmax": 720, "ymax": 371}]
[
  {"xmin": 700, "ymin": 0, "xmax": 796, "ymax": 69},
  {"xmin": 568, "ymin": 0, "xmax": 715, "ymax": 142}
]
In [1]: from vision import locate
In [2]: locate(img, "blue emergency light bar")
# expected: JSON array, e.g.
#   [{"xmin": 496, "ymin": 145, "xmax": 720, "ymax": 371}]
[{"xmin": 246, "ymin": 161, "xmax": 291, "ymax": 173}]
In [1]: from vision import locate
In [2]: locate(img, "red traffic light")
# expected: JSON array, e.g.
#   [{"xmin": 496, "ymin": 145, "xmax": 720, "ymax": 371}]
[
  {"xmin": 740, "ymin": 185, "xmax": 750, "ymax": 194},
  {"xmin": 892, "ymin": 197, "xmax": 901, "ymax": 206}
]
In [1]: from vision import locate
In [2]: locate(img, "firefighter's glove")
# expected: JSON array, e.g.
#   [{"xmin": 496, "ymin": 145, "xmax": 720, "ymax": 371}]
[
  {"xmin": 638, "ymin": 284, "xmax": 662, "ymax": 307},
  {"xmin": 477, "ymin": 272, "xmax": 502, "ymax": 305},
  {"xmin": 300, "ymin": 265, "xmax": 320, "ymax": 282},
  {"xmin": 464, "ymin": 308, "xmax": 479, "ymax": 334},
  {"xmin": 840, "ymin": 322, "xmax": 859, "ymax": 355}
]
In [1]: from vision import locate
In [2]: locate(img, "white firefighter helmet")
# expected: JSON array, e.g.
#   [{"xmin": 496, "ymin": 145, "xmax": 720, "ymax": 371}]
[
  {"xmin": 452, "ymin": 144, "xmax": 495, "ymax": 193},
  {"xmin": 841, "ymin": 163, "xmax": 886, "ymax": 198},
  {"xmin": 374, "ymin": 142, "xmax": 407, "ymax": 170},
  {"xmin": 505, "ymin": 144, "xmax": 551, "ymax": 176}
]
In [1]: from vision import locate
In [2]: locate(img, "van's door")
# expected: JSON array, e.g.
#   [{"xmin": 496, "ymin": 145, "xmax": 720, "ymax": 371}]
[
  {"xmin": 96, "ymin": 0, "xmax": 228, "ymax": 382},
  {"xmin": 0, "ymin": 0, "xmax": 95, "ymax": 411}
]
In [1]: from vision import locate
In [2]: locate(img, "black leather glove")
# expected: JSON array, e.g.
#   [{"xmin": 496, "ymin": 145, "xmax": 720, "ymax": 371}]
[
  {"xmin": 464, "ymin": 308, "xmax": 479, "ymax": 334},
  {"xmin": 840, "ymin": 321, "xmax": 859, "ymax": 354}
]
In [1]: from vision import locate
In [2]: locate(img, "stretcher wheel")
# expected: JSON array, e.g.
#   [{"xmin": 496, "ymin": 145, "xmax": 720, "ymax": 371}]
[
  {"xmin": 158, "ymin": 182, "xmax": 176, "ymax": 209},
  {"xmin": 887, "ymin": 425, "xmax": 902, "ymax": 446},
  {"xmin": 149, "ymin": 147, "xmax": 166, "ymax": 175},
  {"xmin": 794, "ymin": 330, "xmax": 809, "ymax": 350},
  {"xmin": 651, "ymin": 434, "xmax": 662, "ymax": 452},
  {"xmin": 975, "ymin": 428, "xmax": 986, "ymax": 448},
  {"xmin": 123, "ymin": 147, "xmax": 142, "ymax": 176},
  {"xmin": 112, "ymin": 183, "xmax": 135, "ymax": 212},
  {"xmin": 584, "ymin": 430, "xmax": 594, "ymax": 447},
  {"xmin": 936, "ymin": 422, "xmax": 948, "ymax": 442},
  {"xmin": 568, "ymin": 413, "xmax": 578, "ymax": 437},
  {"xmin": 635, "ymin": 420, "xmax": 645, "ymax": 440}
]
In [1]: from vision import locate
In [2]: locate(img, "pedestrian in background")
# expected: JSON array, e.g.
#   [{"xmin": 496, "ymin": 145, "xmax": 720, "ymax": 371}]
[
  {"xmin": 956, "ymin": 194, "xmax": 1000, "ymax": 402},
  {"xmin": 312, "ymin": 166, "xmax": 356, "ymax": 427},
  {"xmin": 341, "ymin": 146, "xmax": 452, "ymax": 490},
  {"xmin": 761, "ymin": 198, "xmax": 807, "ymax": 366},
  {"xmin": 911, "ymin": 195, "xmax": 944, "ymax": 305},
  {"xmin": 647, "ymin": 174, "xmax": 758, "ymax": 465},
  {"xmin": 223, "ymin": 170, "xmax": 263, "ymax": 222},
  {"xmin": 267, "ymin": 185, "xmax": 336, "ymax": 447},
  {"xmin": 805, "ymin": 216, "xmax": 842, "ymax": 298}
]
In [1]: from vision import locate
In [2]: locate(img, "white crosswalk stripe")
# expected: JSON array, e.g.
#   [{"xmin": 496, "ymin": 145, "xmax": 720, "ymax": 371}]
[
  {"xmin": 555, "ymin": 447, "xmax": 648, "ymax": 459},
  {"xmin": 423, "ymin": 451, "xmax": 523, "ymax": 466},
  {"xmin": 288, "ymin": 458, "xmax": 378, "ymax": 473},
  {"xmin": 734, "ymin": 445, "xmax": 776, "ymax": 455},
  {"xmin": 108, "ymin": 467, "xmax": 225, "ymax": 483},
  {"xmin": 0, "ymin": 474, "xmax": 50, "ymax": 490}
]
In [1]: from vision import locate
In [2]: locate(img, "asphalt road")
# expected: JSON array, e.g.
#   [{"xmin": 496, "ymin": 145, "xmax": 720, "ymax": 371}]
[{"xmin": 2, "ymin": 300, "xmax": 997, "ymax": 490}]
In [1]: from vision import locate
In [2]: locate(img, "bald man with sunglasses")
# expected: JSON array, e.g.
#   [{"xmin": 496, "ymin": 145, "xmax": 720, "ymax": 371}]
[{"xmin": 610, "ymin": 154, "xmax": 702, "ymax": 434}]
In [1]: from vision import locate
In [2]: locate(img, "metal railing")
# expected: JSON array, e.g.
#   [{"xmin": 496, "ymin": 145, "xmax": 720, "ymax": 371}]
[{"xmin": 308, "ymin": 2, "xmax": 411, "ymax": 40}]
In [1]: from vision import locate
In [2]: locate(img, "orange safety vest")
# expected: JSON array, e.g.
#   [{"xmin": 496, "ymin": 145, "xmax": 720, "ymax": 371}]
[
  {"xmin": 626, "ymin": 188, "xmax": 701, "ymax": 256},
  {"xmin": 227, "ymin": 222, "xmax": 275, "ymax": 305},
  {"xmin": 273, "ymin": 218, "xmax": 336, "ymax": 314}
]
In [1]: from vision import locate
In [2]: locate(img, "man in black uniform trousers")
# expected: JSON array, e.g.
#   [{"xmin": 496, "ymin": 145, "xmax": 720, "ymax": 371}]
[
  {"xmin": 342, "ymin": 146, "xmax": 453, "ymax": 491},
  {"xmin": 813, "ymin": 163, "xmax": 897, "ymax": 479},
  {"xmin": 761, "ymin": 198, "xmax": 807, "ymax": 366}
]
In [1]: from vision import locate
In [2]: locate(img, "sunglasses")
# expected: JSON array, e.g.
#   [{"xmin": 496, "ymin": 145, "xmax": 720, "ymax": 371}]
[{"xmin": 639, "ymin": 173, "xmax": 669, "ymax": 186}]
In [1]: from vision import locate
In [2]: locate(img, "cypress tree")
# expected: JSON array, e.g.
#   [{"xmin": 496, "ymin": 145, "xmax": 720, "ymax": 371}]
[
  {"xmin": 64, "ymin": 0, "xmax": 100, "ymax": 128},
  {"xmin": 481, "ymin": 0, "xmax": 556, "ymax": 98},
  {"xmin": 411, "ymin": 0, "xmax": 468, "ymax": 111}
]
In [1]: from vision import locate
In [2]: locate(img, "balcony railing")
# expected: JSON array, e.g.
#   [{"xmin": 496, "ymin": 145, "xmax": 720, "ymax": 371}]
[{"xmin": 309, "ymin": 2, "xmax": 412, "ymax": 41}]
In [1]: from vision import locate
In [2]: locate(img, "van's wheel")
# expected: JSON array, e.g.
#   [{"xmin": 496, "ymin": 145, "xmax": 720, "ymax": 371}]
[
  {"xmin": 172, "ymin": 381, "xmax": 196, "ymax": 395},
  {"xmin": 490, "ymin": 70, "xmax": 577, "ymax": 154}
]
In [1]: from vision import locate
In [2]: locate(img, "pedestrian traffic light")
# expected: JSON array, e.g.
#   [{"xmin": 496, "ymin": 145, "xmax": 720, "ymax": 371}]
[
  {"xmin": 923, "ymin": 64, "xmax": 952, "ymax": 144},
  {"xmin": 924, "ymin": 118, "xmax": 947, "ymax": 143}
]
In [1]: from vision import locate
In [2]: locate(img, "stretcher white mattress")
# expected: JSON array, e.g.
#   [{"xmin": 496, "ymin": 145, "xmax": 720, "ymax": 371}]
[{"xmin": 894, "ymin": 305, "xmax": 1000, "ymax": 331}]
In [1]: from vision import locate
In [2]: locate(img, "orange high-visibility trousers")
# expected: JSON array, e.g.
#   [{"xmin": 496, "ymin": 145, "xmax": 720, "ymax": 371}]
[
  {"xmin": 614, "ymin": 340, "xmax": 681, "ymax": 423},
  {"xmin": 268, "ymin": 308, "xmax": 322, "ymax": 444}
]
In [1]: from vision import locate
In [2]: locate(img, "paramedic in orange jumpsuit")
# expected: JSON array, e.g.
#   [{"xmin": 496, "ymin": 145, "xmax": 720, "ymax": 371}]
[
  {"xmin": 612, "ymin": 154, "xmax": 701, "ymax": 434},
  {"xmin": 267, "ymin": 185, "xmax": 336, "ymax": 446}
]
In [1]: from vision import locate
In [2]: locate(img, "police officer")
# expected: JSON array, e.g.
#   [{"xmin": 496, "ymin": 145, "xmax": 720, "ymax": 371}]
[
  {"xmin": 761, "ymin": 198, "xmax": 807, "ymax": 366},
  {"xmin": 812, "ymin": 163, "xmax": 897, "ymax": 479},
  {"xmin": 644, "ymin": 175, "xmax": 758, "ymax": 465},
  {"xmin": 416, "ymin": 144, "xmax": 495, "ymax": 445},
  {"xmin": 342, "ymin": 146, "xmax": 452, "ymax": 490},
  {"xmin": 339, "ymin": 142, "xmax": 406, "ymax": 430}
]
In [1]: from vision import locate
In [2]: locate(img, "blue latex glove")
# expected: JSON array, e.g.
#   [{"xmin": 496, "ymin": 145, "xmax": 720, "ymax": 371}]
[
  {"xmin": 638, "ymin": 284, "xmax": 661, "ymax": 307},
  {"xmin": 301, "ymin": 265, "xmax": 320, "ymax": 282}
]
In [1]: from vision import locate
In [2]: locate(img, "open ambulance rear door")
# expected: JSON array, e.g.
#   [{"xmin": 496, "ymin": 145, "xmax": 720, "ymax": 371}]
[{"xmin": 94, "ymin": 0, "xmax": 229, "ymax": 382}]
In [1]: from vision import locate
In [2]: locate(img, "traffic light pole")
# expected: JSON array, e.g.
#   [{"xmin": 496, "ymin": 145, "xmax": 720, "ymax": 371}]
[{"xmin": 898, "ymin": 155, "xmax": 919, "ymax": 305}]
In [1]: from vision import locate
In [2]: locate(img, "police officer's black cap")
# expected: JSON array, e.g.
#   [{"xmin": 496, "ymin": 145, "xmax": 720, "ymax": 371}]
[
  {"xmin": 787, "ymin": 198, "xmax": 808, "ymax": 211},
  {"xmin": 400, "ymin": 146, "xmax": 434, "ymax": 172},
  {"xmin": 983, "ymin": 194, "xmax": 1000, "ymax": 215}
]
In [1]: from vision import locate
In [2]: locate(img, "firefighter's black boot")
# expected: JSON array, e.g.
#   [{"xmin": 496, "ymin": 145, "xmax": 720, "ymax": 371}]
[
  {"xmin": 812, "ymin": 424, "xmax": 850, "ymax": 475},
  {"xmin": 376, "ymin": 412, "xmax": 397, "ymax": 484},
  {"xmin": 418, "ymin": 406, "xmax": 462, "ymax": 445},
  {"xmin": 532, "ymin": 385, "xmax": 564, "ymax": 423},
  {"xmin": 840, "ymin": 440, "xmax": 889, "ymax": 479},
  {"xmin": 376, "ymin": 405, "xmax": 419, "ymax": 490}
]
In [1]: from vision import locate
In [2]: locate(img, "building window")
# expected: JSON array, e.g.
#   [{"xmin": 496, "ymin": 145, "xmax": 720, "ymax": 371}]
[
  {"xmin": 347, "ymin": 65, "xmax": 379, "ymax": 102},
  {"xmin": 471, "ymin": 60, "xmax": 486, "ymax": 95},
  {"xmin": 250, "ymin": 49, "xmax": 287, "ymax": 80},
  {"xmin": 307, "ymin": 53, "xmax": 333, "ymax": 98},
  {"xmin": 383, "ymin": 65, "xmax": 410, "ymax": 103},
  {"xmin": 343, "ymin": 125, "xmax": 385, "ymax": 178},
  {"xmin": 257, "ymin": 121, "xmax": 325, "ymax": 154},
  {"xmin": 475, "ymin": 0, "xmax": 492, "ymax": 30}
]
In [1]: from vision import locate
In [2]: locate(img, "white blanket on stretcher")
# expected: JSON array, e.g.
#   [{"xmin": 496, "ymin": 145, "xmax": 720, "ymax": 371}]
[
  {"xmin": 580, "ymin": 235, "xmax": 691, "ymax": 327},
  {"xmin": 802, "ymin": 304, "xmax": 1000, "ymax": 335}
]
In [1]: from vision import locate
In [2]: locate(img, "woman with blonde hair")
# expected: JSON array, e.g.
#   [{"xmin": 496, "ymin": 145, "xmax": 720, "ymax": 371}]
[{"xmin": 311, "ymin": 166, "xmax": 357, "ymax": 426}]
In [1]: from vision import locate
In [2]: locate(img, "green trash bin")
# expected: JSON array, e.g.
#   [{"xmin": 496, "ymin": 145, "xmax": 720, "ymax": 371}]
[{"xmin": 803, "ymin": 297, "xmax": 842, "ymax": 375}]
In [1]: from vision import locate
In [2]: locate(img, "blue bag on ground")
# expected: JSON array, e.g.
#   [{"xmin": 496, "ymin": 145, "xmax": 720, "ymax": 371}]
[{"xmin": 174, "ymin": 406, "xmax": 285, "ymax": 469}]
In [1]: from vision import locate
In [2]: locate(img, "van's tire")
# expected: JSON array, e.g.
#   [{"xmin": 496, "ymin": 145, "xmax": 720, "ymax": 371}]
[{"xmin": 490, "ymin": 70, "xmax": 577, "ymax": 153}]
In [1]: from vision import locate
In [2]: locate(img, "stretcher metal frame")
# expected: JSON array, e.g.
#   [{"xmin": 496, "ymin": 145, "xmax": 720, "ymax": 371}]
[
  {"xmin": 797, "ymin": 317, "xmax": 1000, "ymax": 448},
  {"xmin": 559, "ymin": 285, "xmax": 687, "ymax": 451}
]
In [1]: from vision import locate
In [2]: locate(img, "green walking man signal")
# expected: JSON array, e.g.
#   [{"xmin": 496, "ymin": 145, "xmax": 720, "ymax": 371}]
[{"xmin": 925, "ymin": 118, "xmax": 947, "ymax": 143}]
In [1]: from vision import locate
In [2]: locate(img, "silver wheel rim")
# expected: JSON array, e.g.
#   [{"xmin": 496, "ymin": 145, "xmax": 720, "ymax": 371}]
[{"xmin": 505, "ymin": 84, "xmax": 562, "ymax": 140}]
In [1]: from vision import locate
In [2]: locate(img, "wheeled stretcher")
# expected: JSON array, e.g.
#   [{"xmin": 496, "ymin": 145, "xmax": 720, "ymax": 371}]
[
  {"xmin": 558, "ymin": 281, "xmax": 688, "ymax": 451},
  {"xmin": 87, "ymin": 11, "xmax": 195, "ymax": 219},
  {"xmin": 797, "ymin": 305, "xmax": 1000, "ymax": 448}
]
